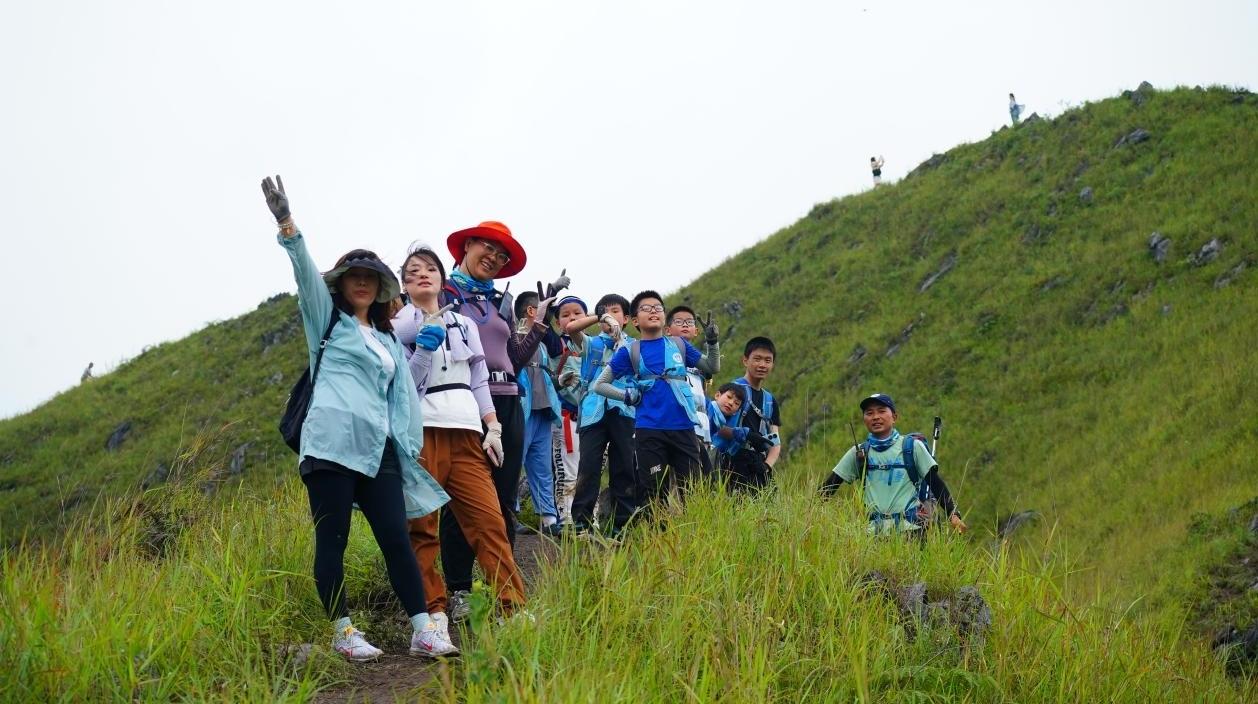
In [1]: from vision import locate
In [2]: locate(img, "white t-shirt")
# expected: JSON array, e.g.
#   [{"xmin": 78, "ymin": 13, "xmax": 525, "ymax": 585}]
[
  {"xmin": 687, "ymin": 369, "xmax": 710, "ymax": 443},
  {"xmin": 358, "ymin": 324, "xmax": 396, "ymax": 381},
  {"xmin": 422, "ymin": 343, "xmax": 483, "ymax": 433}
]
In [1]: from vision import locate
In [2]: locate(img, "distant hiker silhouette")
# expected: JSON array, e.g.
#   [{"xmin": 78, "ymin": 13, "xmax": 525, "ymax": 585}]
[
  {"xmin": 1009, "ymin": 93, "xmax": 1025, "ymax": 125},
  {"xmin": 870, "ymin": 156, "xmax": 886, "ymax": 186},
  {"xmin": 80, "ymin": 362, "xmax": 94, "ymax": 382}
]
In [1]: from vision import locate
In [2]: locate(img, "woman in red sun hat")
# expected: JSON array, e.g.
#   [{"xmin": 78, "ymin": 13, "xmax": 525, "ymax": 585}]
[{"xmin": 436, "ymin": 221, "xmax": 570, "ymax": 622}]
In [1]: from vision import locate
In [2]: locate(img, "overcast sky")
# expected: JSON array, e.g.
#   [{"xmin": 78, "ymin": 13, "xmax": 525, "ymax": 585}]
[{"xmin": 1, "ymin": 0, "xmax": 1255, "ymax": 418}]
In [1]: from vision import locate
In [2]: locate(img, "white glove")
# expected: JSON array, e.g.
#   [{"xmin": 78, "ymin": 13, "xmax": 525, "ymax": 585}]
[
  {"xmin": 423, "ymin": 303, "xmax": 454, "ymax": 327},
  {"xmin": 482, "ymin": 421, "xmax": 504, "ymax": 467},
  {"xmin": 532, "ymin": 296, "xmax": 557, "ymax": 325},
  {"xmin": 559, "ymin": 369, "xmax": 580, "ymax": 388},
  {"xmin": 599, "ymin": 313, "xmax": 622, "ymax": 340}
]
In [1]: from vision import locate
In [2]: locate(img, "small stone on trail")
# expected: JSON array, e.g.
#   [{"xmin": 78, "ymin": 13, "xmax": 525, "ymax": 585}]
[{"xmin": 1079, "ymin": 186, "xmax": 1094, "ymax": 204}]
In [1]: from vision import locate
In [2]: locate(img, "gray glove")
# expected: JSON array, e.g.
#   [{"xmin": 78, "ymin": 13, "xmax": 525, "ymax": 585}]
[
  {"xmin": 260, "ymin": 175, "xmax": 291, "ymax": 223},
  {"xmin": 545, "ymin": 269, "xmax": 570, "ymax": 299},
  {"xmin": 624, "ymin": 386, "xmax": 643, "ymax": 406},
  {"xmin": 702, "ymin": 310, "xmax": 719, "ymax": 346}
]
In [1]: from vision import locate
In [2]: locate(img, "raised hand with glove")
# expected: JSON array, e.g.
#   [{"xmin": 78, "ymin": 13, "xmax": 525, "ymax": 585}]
[
  {"xmin": 702, "ymin": 310, "xmax": 720, "ymax": 346},
  {"xmin": 414, "ymin": 304, "xmax": 455, "ymax": 351},
  {"xmin": 544, "ymin": 269, "xmax": 571, "ymax": 299},
  {"xmin": 261, "ymin": 175, "xmax": 296, "ymax": 236}
]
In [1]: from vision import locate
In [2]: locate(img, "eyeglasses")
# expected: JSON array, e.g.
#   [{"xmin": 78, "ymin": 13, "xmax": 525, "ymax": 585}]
[
  {"xmin": 671, "ymin": 319, "xmax": 696, "ymax": 328},
  {"xmin": 637, "ymin": 304, "xmax": 665, "ymax": 314},
  {"xmin": 472, "ymin": 238, "xmax": 511, "ymax": 265}
]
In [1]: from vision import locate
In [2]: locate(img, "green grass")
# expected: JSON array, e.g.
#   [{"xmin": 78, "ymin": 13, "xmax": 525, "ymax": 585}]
[{"xmin": 1, "ymin": 85, "xmax": 1256, "ymax": 700}]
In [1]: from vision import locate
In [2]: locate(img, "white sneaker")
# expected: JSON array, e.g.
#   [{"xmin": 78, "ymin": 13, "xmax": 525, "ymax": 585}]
[
  {"xmin": 410, "ymin": 621, "xmax": 459, "ymax": 658},
  {"xmin": 431, "ymin": 611, "xmax": 453, "ymax": 642},
  {"xmin": 332, "ymin": 625, "xmax": 383, "ymax": 662}
]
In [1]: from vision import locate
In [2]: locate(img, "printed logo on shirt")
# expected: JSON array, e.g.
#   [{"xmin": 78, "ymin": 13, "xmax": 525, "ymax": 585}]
[{"xmin": 648, "ymin": 463, "xmax": 664, "ymax": 475}]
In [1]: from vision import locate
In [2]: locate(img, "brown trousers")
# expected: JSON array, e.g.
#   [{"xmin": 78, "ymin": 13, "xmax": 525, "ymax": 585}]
[{"xmin": 409, "ymin": 426, "xmax": 526, "ymax": 614}]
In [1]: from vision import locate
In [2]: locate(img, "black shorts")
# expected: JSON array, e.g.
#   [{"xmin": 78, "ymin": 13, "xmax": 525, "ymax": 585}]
[{"xmin": 300, "ymin": 438, "xmax": 400, "ymax": 478}]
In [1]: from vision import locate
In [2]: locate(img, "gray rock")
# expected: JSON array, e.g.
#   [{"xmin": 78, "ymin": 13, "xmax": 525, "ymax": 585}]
[
  {"xmin": 267, "ymin": 371, "xmax": 284, "ymax": 385},
  {"xmin": 1022, "ymin": 223, "xmax": 1049, "ymax": 245},
  {"xmin": 229, "ymin": 443, "xmax": 250, "ymax": 476},
  {"xmin": 1040, "ymin": 276, "xmax": 1066, "ymax": 292},
  {"xmin": 1248, "ymin": 512, "xmax": 1258, "ymax": 535},
  {"xmin": 105, "ymin": 421, "xmax": 133, "ymax": 451},
  {"xmin": 1022, "ymin": 112, "xmax": 1042, "ymax": 125},
  {"xmin": 1190, "ymin": 238, "xmax": 1223, "ymax": 267},
  {"xmin": 885, "ymin": 314, "xmax": 925, "ymax": 358},
  {"xmin": 1115, "ymin": 128, "xmax": 1152, "ymax": 147},
  {"xmin": 952, "ymin": 586, "xmax": 993, "ymax": 645},
  {"xmin": 998, "ymin": 510, "xmax": 1039, "ymax": 539},
  {"xmin": 722, "ymin": 300, "xmax": 743, "ymax": 320},
  {"xmin": 276, "ymin": 643, "xmax": 315, "ymax": 669},
  {"xmin": 1079, "ymin": 186, "xmax": 1094, "ymax": 204},
  {"xmin": 142, "ymin": 462, "xmax": 170, "ymax": 489},
  {"xmin": 1214, "ymin": 261, "xmax": 1247, "ymax": 288},
  {"xmin": 895, "ymin": 582, "xmax": 929, "ymax": 622},
  {"xmin": 846, "ymin": 344, "xmax": 867, "ymax": 365},
  {"xmin": 1137, "ymin": 80, "xmax": 1154, "ymax": 92},
  {"xmin": 1148, "ymin": 232, "xmax": 1171, "ymax": 264},
  {"xmin": 918, "ymin": 252, "xmax": 957, "ymax": 293},
  {"xmin": 1160, "ymin": 304, "xmax": 1173, "ymax": 316},
  {"xmin": 1214, "ymin": 622, "xmax": 1258, "ymax": 672}
]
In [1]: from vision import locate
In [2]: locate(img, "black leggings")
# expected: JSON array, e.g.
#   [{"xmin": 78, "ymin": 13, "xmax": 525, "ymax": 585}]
[{"xmin": 302, "ymin": 466, "xmax": 427, "ymax": 620}]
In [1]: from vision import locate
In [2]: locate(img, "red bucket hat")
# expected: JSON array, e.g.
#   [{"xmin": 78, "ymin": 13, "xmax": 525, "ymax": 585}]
[{"xmin": 446, "ymin": 221, "xmax": 527, "ymax": 279}]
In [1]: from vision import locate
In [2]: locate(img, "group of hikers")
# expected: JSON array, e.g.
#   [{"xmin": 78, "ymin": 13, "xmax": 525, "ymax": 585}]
[{"xmin": 261, "ymin": 174, "xmax": 966, "ymax": 663}]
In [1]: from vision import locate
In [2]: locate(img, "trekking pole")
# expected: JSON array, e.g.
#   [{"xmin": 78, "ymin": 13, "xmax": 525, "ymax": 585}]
[
  {"xmin": 931, "ymin": 416, "xmax": 942, "ymax": 456},
  {"xmin": 847, "ymin": 421, "xmax": 866, "ymax": 472}
]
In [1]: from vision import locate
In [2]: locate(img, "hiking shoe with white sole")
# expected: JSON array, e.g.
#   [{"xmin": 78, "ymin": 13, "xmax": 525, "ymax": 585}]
[
  {"xmin": 431, "ymin": 611, "xmax": 453, "ymax": 642},
  {"xmin": 447, "ymin": 590, "xmax": 472, "ymax": 623},
  {"xmin": 410, "ymin": 621, "xmax": 460, "ymax": 658},
  {"xmin": 332, "ymin": 626, "xmax": 383, "ymax": 662}
]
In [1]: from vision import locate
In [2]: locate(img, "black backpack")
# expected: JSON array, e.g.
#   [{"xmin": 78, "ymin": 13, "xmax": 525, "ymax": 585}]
[{"xmin": 279, "ymin": 313, "xmax": 339, "ymax": 453}]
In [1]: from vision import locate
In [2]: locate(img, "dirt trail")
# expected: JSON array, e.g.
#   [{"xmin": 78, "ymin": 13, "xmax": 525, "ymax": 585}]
[{"xmin": 312, "ymin": 532, "xmax": 559, "ymax": 703}]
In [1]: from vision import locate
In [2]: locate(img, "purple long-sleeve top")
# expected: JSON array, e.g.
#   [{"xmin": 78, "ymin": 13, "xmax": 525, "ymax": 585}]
[
  {"xmin": 443, "ymin": 279, "xmax": 552, "ymax": 396},
  {"xmin": 393, "ymin": 304, "xmax": 495, "ymax": 421}
]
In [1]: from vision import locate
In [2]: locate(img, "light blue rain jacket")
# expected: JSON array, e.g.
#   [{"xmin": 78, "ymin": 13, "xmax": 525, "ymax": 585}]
[
  {"xmin": 519, "ymin": 344, "xmax": 563, "ymax": 428},
  {"xmin": 279, "ymin": 232, "xmax": 449, "ymax": 518},
  {"xmin": 577, "ymin": 333, "xmax": 636, "ymax": 428}
]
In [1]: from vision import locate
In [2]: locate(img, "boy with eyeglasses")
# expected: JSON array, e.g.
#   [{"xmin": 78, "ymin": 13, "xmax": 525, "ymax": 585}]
[
  {"xmin": 666, "ymin": 306, "xmax": 720, "ymax": 477},
  {"xmin": 593, "ymin": 291, "xmax": 719, "ymax": 516}
]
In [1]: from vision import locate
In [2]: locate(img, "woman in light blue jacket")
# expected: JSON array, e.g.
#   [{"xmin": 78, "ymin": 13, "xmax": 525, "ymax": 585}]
[{"xmin": 262, "ymin": 176, "xmax": 454, "ymax": 662}]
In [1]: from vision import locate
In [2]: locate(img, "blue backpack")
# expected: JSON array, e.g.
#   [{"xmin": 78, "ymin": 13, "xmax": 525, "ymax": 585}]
[{"xmin": 857, "ymin": 433, "xmax": 933, "ymax": 504}]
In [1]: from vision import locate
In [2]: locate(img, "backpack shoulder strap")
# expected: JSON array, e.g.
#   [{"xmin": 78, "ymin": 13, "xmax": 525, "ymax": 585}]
[
  {"xmin": 310, "ymin": 311, "xmax": 339, "ymax": 384},
  {"xmin": 441, "ymin": 283, "xmax": 465, "ymax": 312},
  {"xmin": 629, "ymin": 340, "xmax": 642, "ymax": 376},
  {"xmin": 902, "ymin": 435, "xmax": 920, "ymax": 485},
  {"xmin": 858, "ymin": 440, "xmax": 872, "ymax": 482}
]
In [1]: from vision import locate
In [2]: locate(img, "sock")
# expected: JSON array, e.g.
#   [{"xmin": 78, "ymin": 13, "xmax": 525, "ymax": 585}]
[
  {"xmin": 410, "ymin": 613, "xmax": 432, "ymax": 631},
  {"xmin": 332, "ymin": 616, "xmax": 353, "ymax": 634},
  {"xmin": 541, "ymin": 515, "xmax": 557, "ymax": 527}
]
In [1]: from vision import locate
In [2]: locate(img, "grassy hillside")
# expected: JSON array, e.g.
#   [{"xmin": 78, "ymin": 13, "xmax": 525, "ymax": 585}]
[
  {"xmin": 671, "ymin": 84, "xmax": 1258, "ymax": 617},
  {"xmin": 0, "ymin": 84, "xmax": 1255, "ymax": 699}
]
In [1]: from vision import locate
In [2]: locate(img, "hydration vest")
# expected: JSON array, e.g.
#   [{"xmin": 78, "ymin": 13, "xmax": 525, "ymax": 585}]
[
  {"xmin": 625, "ymin": 336, "xmax": 699, "ymax": 426},
  {"xmin": 518, "ymin": 344, "xmax": 563, "ymax": 427},
  {"xmin": 858, "ymin": 433, "xmax": 931, "ymax": 527},
  {"xmin": 577, "ymin": 333, "xmax": 635, "ymax": 427}
]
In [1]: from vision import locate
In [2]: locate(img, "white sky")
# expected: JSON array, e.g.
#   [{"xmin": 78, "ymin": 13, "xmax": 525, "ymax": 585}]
[{"xmin": 1, "ymin": 0, "xmax": 1255, "ymax": 418}]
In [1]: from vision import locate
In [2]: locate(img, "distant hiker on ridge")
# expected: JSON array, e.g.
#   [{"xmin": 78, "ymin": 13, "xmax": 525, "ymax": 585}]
[
  {"xmin": 80, "ymin": 362, "xmax": 94, "ymax": 383},
  {"xmin": 870, "ymin": 156, "xmax": 885, "ymax": 186},
  {"xmin": 1009, "ymin": 93, "xmax": 1024, "ymax": 125}
]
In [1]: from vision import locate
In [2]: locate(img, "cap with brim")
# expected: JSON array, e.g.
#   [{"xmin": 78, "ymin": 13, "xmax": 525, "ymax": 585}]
[
  {"xmin": 446, "ymin": 220, "xmax": 527, "ymax": 279},
  {"xmin": 323, "ymin": 256, "xmax": 401, "ymax": 303},
  {"xmin": 859, "ymin": 393, "xmax": 896, "ymax": 413}
]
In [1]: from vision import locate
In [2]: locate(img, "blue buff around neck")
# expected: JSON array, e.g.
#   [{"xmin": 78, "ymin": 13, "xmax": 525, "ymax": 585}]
[
  {"xmin": 866, "ymin": 429, "xmax": 901, "ymax": 452},
  {"xmin": 450, "ymin": 268, "xmax": 496, "ymax": 295}
]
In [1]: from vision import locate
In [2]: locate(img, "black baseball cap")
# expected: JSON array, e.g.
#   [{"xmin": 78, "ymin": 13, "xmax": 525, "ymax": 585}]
[{"xmin": 859, "ymin": 393, "xmax": 896, "ymax": 413}]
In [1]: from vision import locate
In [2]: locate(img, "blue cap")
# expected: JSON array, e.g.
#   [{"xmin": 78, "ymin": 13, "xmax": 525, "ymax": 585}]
[{"xmin": 859, "ymin": 393, "xmax": 896, "ymax": 413}]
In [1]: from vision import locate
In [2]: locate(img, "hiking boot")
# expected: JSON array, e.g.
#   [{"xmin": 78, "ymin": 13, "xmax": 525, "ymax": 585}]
[
  {"xmin": 447, "ymin": 590, "xmax": 472, "ymax": 623},
  {"xmin": 410, "ymin": 621, "xmax": 459, "ymax": 658},
  {"xmin": 332, "ymin": 625, "xmax": 383, "ymax": 662},
  {"xmin": 540, "ymin": 523, "xmax": 565, "ymax": 538}
]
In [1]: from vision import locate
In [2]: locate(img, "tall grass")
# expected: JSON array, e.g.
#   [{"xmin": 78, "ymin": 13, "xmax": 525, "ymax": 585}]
[{"xmin": 461, "ymin": 477, "xmax": 1254, "ymax": 702}]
